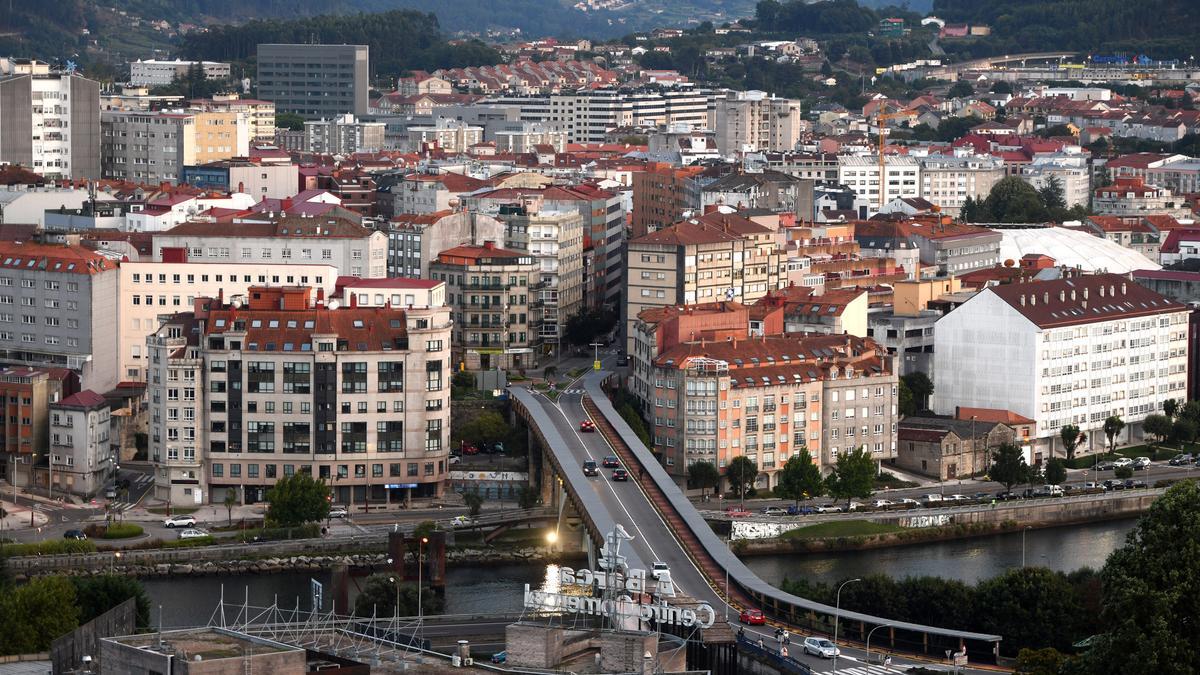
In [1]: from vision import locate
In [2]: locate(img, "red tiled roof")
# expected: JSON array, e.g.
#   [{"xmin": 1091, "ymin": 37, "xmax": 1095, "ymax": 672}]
[
  {"xmin": 987, "ymin": 273, "xmax": 1185, "ymax": 328},
  {"xmin": 436, "ymin": 244, "xmax": 528, "ymax": 261},
  {"xmin": 630, "ymin": 212, "xmax": 772, "ymax": 247},
  {"xmin": 337, "ymin": 276, "xmax": 442, "ymax": 289},
  {"xmin": 955, "ymin": 406, "xmax": 1035, "ymax": 426},
  {"xmin": 56, "ymin": 390, "xmax": 108, "ymax": 409},
  {"xmin": 206, "ymin": 306, "xmax": 408, "ymax": 352},
  {"xmin": 0, "ymin": 241, "xmax": 115, "ymax": 275}
]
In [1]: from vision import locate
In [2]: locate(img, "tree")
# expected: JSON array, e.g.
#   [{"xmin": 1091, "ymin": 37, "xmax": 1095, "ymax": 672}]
[
  {"xmin": 1142, "ymin": 414, "xmax": 1172, "ymax": 445},
  {"xmin": 265, "ymin": 472, "xmax": 330, "ymax": 527},
  {"xmin": 413, "ymin": 520, "xmax": 438, "ymax": 542},
  {"xmin": 72, "ymin": 575, "xmax": 151, "ymax": 629},
  {"xmin": 1059, "ymin": 424, "xmax": 1082, "ymax": 462},
  {"xmin": 275, "ymin": 112, "xmax": 305, "ymax": 131},
  {"xmin": 824, "ymin": 447, "xmax": 876, "ymax": 508},
  {"xmin": 725, "ymin": 456, "xmax": 758, "ymax": 499},
  {"xmin": 0, "ymin": 576, "xmax": 79, "ymax": 655},
  {"xmin": 455, "ymin": 411, "xmax": 509, "ymax": 447},
  {"xmin": 990, "ymin": 442, "xmax": 1031, "ymax": 493},
  {"xmin": 1163, "ymin": 398, "xmax": 1179, "ymax": 419},
  {"xmin": 1114, "ymin": 465, "xmax": 1134, "ymax": 480},
  {"xmin": 990, "ymin": 80, "xmax": 1013, "ymax": 95},
  {"xmin": 564, "ymin": 311, "xmax": 617, "ymax": 347},
  {"xmin": 223, "ymin": 489, "xmax": 238, "ymax": 527},
  {"xmin": 948, "ymin": 80, "xmax": 975, "ymax": 98},
  {"xmin": 1078, "ymin": 481, "xmax": 1200, "ymax": 673},
  {"xmin": 820, "ymin": 60, "xmax": 833, "ymax": 77},
  {"xmin": 353, "ymin": 574, "xmax": 444, "ymax": 617},
  {"xmin": 687, "ymin": 461, "xmax": 720, "ymax": 497},
  {"xmin": 462, "ymin": 490, "xmax": 483, "ymax": 518},
  {"xmin": 974, "ymin": 568, "xmax": 1086, "ymax": 654},
  {"xmin": 898, "ymin": 377, "xmax": 916, "ymax": 417},
  {"xmin": 1037, "ymin": 175, "xmax": 1067, "ymax": 212},
  {"xmin": 1043, "ymin": 458, "xmax": 1067, "ymax": 486},
  {"xmin": 516, "ymin": 485, "xmax": 540, "ymax": 510},
  {"xmin": 1103, "ymin": 416, "xmax": 1125, "ymax": 454},
  {"xmin": 1015, "ymin": 647, "xmax": 1067, "ymax": 675},
  {"xmin": 901, "ymin": 372, "xmax": 934, "ymax": 412},
  {"xmin": 978, "ymin": 176, "xmax": 1051, "ymax": 223},
  {"xmin": 776, "ymin": 449, "xmax": 824, "ymax": 508},
  {"xmin": 1172, "ymin": 417, "xmax": 1197, "ymax": 445}
]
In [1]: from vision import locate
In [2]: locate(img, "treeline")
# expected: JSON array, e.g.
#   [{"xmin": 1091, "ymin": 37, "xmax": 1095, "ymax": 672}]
[
  {"xmin": 180, "ymin": 10, "xmax": 501, "ymax": 77},
  {"xmin": 751, "ymin": 0, "xmax": 924, "ymax": 36}
]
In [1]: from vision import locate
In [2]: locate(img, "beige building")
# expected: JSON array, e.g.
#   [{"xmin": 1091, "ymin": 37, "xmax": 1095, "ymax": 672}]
[
  {"xmin": 500, "ymin": 204, "xmax": 586, "ymax": 353},
  {"xmin": 431, "ymin": 242, "xmax": 541, "ymax": 371},
  {"xmin": 712, "ymin": 90, "xmax": 802, "ymax": 155},
  {"xmin": 101, "ymin": 109, "xmax": 250, "ymax": 184},
  {"xmin": 147, "ymin": 286, "xmax": 453, "ymax": 506},
  {"xmin": 406, "ymin": 119, "xmax": 484, "ymax": 153},
  {"xmin": 897, "ymin": 417, "xmax": 1016, "ymax": 481},
  {"xmin": 117, "ymin": 260, "xmax": 338, "ymax": 382},
  {"xmin": 189, "ymin": 95, "xmax": 277, "ymax": 144},
  {"xmin": 919, "ymin": 154, "xmax": 1005, "ymax": 216}
]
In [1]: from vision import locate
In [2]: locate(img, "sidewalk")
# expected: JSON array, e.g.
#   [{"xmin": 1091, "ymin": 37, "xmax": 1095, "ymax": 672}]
[{"xmin": 0, "ymin": 499, "xmax": 49, "ymax": 530}]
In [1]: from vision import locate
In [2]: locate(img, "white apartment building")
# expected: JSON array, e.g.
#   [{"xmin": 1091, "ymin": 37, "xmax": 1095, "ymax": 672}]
[
  {"xmin": 933, "ymin": 273, "xmax": 1188, "ymax": 460},
  {"xmin": 0, "ymin": 63, "xmax": 101, "ymax": 179},
  {"xmin": 101, "ymin": 109, "xmax": 251, "ymax": 184},
  {"xmin": 711, "ymin": 90, "xmax": 803, "ymax": 156},
  {"xmin": 919, "ymin": 154, "xmax": 1005, "ymax": 216},
  {"xmin": 1022, "ymin": 154, "xmax": 1091, "ymax": 208},
  {"xmin": 117, "ymin": 260, "xmax": 339, "ymax": 381},
  {"xmin": 49, "ymin": 390, "xmax": 113, "ymax": 498},
  {"xmin": 129, "ymin": 60, "xmax": 231, "ymax": 87},
  {"xmin": 489, "ymin": 89, "xmax": 710, "ymax": 144},
  {"xmin": 837, "ymin": 155, "xmax": 922, "ymax": 210},
  {"xmin": 305, "ymin": 114, "xmax": 386, "ymax": 154},
  {"xmin": 406, "ymin": 119, "xmax": 484, "ymax": 153},
  {"xmin": 152, "ymin": 215, "xmax": 388, "ymax": 278},
  {"xmin": 146, "ymin": 286, "xmax": 453, "ymax": 506}
]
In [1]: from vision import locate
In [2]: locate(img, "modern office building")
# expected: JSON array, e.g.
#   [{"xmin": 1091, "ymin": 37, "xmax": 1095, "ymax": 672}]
[
  {"xmin": 129, "ymin": 59, "xmax": 231, "ymax": 87},
  {"xmin": 0, "ymin": 60, "xmax": 100, "ymax": 179},
  {"xmin": 256, "ymin": 44, "xmax": 369, "ymax": 120}
]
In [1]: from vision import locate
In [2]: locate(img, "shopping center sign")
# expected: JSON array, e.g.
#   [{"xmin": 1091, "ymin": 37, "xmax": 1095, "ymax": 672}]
[{"xmin": 522, "ymin": 564, "xmax": 716, "ymax": 629}]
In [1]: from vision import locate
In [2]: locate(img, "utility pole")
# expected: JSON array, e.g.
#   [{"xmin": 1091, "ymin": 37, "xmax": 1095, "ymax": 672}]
[{"xmin": 589, "ymin": 341, "xmax": 604, "ymax": 371}]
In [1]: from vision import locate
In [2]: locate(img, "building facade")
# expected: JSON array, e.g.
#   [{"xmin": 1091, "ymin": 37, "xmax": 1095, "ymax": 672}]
[
  {"xmin": 49, "ymin": 390, "xmax": 113, "ymax": 498},
  {"xmin": 129, "ymin": 60, "xmax": 231, "ymax": 87},
  {"xmin": 711, "ymin": 90, "xmax": 802, "ymax": 155},
  {"xmin": 305, "ymin": 114, "xmax": 386, "ymax": 154},
  {"xmin": 256, "ymin": 44, "xmax": 370, "ymax": 120},
  {"xmin": 0, "ymin": 66, "xmax": 100, "ymax": 179},
  {"xmin": 101, "ymin": 110, "xmax": 250, "ymax": 184}
]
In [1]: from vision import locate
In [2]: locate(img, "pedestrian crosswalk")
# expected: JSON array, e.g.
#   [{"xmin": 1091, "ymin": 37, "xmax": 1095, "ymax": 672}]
[
  {"xmin": 814, "ymin": 664, "xmax": 897, "ymax": 675},
  {"xmin": 561, "ymin": 388, "xmax": 585, "ymax": 395}
]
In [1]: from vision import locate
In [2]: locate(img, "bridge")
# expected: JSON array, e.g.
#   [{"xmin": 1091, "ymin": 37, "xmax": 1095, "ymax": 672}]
[
  {"xmin": 929, "ymin": 51, "xmax": 1079, "ymax": 79},
  {"xmin": 510, "ymin": 370, "xmax": 1003, "ymax": 674}
]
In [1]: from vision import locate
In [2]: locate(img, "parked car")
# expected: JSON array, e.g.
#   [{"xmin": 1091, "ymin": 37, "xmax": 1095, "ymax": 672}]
[
  {"xmin": 1103, "ymin": 479, "xmax": 1125, "ymax": 491},
  {"xmin": 1112, "ymin": 457, "xmax": 1134, "ymax": 469},
  {"xmin": 814, "ymin": 504, "xmax": 842, "ymax": 514},
  {"xmin": 944, "ymin": 494, "xmax": 970, "ymax": 502},
  {"xmin": 163, "ymin": 514, "xmax": 196, "ymax": 528},
  {"xmin": 787, "ymin": 504, "xmax": 815, "ymax": 516},
  {"xmin": 760, "ymin": 506, "xmax": 787, "ymax": 516},
  {"xmin": 839, "ymin": 502, "xmax": 862, "ymax": 513},
  {"xmin": 451, "ymin": 515, "xmax": 473, "ymax": 527},
  {"xmin": 739, "ymin": 608, "xmax": 765, "ymax": 625},
  {"xmin": 1133, "ymin": 456, "xmax": 1151, "ymax": 470},
  {"xmin": 651, "ymin": 561, "xmax": 671, "ymax": 580},
  {"xmin": 971, "ymin": 492, "xmax": 992, "ymax": 502},
  {"xmin": 582, "ymin": 460, "xmax": 599, "ymax": 477},
  {"xmin": 921, "ymin": 493, "xmax": 944, "ymax": 505},
  {"xmin": 177, "ymin": 528, "xmax": 208, "ymax": 540},
  {"xmin": 104, "ymin": 487, "xmax": 117, "ymax": 500},
  {"xmin": 896, "ymin": 498, "xmax": 921, "ymax": 509},
  {"xmin": 611, "ymin": 469, "xmax": 629, "ymax": 482},
  {"xmin": 1096, "ymin": 461, "xmax": 1115, "ymax": 471},
  {"xmin": 462, "ymin": 444, "xmax": 480, "ymax": 456},
  {"xmin": 995, "ymin": 491, "xmax": 1021, "ymax": 501},
  {"xmin": 1082, "ymin": 482, "xmax": 1103, "ymax": 491},
  {"xmin": 327, "ymin": 506, "xmax": 348, "ymax": 518},
  {"xmin": 802, "ymin": 637, "xmax": 840, "ymax": 659},
  {"xmin": 870, "ymin": 499, "xmax": 894, "ymax": 509},
  {"xmin": 602, "ymin": 455, "xmax": 621, "ymax": 468},
  {"xmin": 490, "ymin": 651, "xmax": 507, "ymax": 664},
  {"xmin": 725, "ymin": 506, "xmax": 751, "ymax": 518},
  {"xmin": 448, "ymin": 455, "xmax": 460, "ymax": 465},
  {"xmin": 63, "ymin": 529, "xmax": 87, "ymax": 540},
  {"xmin": 1125, "ymin": 479, "xmax": 1148, "ymax": 489},
  {"xmin": 1169, "ymin": 453, "xmax": 1194, "ymax": 466},
  {"xmin": 579, "ymin": 420, "xmax": 596, "ymax": 433},
  {"xmin": 1031, "ymin": 485, "xmax": 1064, "ymax": 498}
]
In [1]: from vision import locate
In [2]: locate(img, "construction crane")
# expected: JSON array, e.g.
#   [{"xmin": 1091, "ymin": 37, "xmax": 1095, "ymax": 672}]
[{"xmin": 873, "ymin": 111, "xmax": 907, "ymax": 208}]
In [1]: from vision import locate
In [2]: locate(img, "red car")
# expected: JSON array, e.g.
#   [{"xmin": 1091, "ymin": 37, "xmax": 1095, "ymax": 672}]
[
  {"xmin": 579, "ymin": 420, "xmax": 596, "ymax": 432},
  {"xmin": 739, "ymin": 608, "xmax": 765, "ymax": 625},
  {"xmin": 602, "ymin": 455, "xmax": 621, "ymax": 468},
  {"xmin": 462, "ymin": 444, "xmax": 480, "ymax": 455},
  {"xmin": 725, "ymin": 506, "xmax": 751, "ymax": 518}
]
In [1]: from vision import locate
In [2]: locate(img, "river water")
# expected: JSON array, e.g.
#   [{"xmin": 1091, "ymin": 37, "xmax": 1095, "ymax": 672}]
[{"xmin": 143, "ymin": 519, "xmax": 1138, "ymax": 627}]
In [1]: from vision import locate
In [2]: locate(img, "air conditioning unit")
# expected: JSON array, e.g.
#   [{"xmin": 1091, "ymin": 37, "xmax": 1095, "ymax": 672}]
[{"xmin": 463, "ymin": 658, "xmax": 474, "ymax": 666}]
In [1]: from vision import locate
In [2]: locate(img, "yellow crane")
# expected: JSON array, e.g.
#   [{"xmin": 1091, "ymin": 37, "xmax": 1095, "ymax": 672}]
[{"xmin": 874, "ymin": 111, "xmax": 907, "ymax": 208}]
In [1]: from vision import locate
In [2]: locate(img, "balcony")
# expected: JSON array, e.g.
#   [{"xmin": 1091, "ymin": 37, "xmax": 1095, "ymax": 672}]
[
  {"xmin": 463, "ymin": 282, "xmax": 507, "ymax": 291},
  {"xmin": 763, "ymin": 403, "xmax": 776, "ymax": 412}
]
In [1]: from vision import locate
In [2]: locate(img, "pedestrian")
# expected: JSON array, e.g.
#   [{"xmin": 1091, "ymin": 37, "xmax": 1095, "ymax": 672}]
[
  {"xmin": 757, "ymin": 639, "xmax": 764, "ymax": 650},
  {"xmin": 737, "ymin": 627, "xmax": 745, "ymax": 640},
  {"xmin": 991, "ymin": 498, "xmax": 996, "ymax": 509},
  {"xmin": 884, "ymin": 654, "xmax": 893, "ymax": 667},
  {"xmin": 780, "ymin": 645, "xmax": 788, "ymax": 658}
]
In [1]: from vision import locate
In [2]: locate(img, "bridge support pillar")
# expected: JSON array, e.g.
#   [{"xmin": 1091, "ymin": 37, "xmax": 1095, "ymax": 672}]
[{"xmin": 583, "ymin": 527, "xmax": 596, "ymax": 570}]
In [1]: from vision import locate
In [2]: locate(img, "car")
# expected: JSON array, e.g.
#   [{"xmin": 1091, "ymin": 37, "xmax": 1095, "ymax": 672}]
[
  {"xmin": 739, "ymin": 608, "xmax": 765, "ymax": 625},
  {"xmin": 611, "ymin": 469, "xmax": 629, "ymax": 482},
  {"xmin": 1112, "ymin": 457, "xmax": 1134, "ymax": 469},
  {"xmin": 1132, "ymin": 456, "xmax": 1151, "ymax": 470},
  {"xmin": 814, "ymin": 504, "xmax": 842, "ymax": 514},
  {"xmin": 1103, "ymin": 479, "xmax": 1125, "ymax": 491},
  {"xmin": 63, "ymin": 529, "xmax": 87, "ymax": 540},
  {"xmin": 104, "ymin": 487, "xmax": 117, "ymax": 499},
  {"xmin": 177, "ymin": 528, "xmax": 208, "ymax": 540},
  {"xmin": 602, "ymin": 455, "xmax": 621, "ymax": 468},
  {"xmin": 944, "ymin": 494, "xmax": 970, "ymax": 502},
  {"xmin": 725, "ymin": 506, "xmax": 751, "ymax": 518},
  {"xmin": 163, "ymin": 514, "xmax": 196, "ymax": 528},
  {"xmin": 921, "ymin": 493, "xmax": 944, "ymax": 505},
  {"xmin": 582, "ymin": 460, "xmax": 599, "ymax": 477},
  {"xmin": 839, "ymin": 502, "xmax": 862, "ymax": 513},
  {"xmin": 462, "ymin": 444, "xmax": 480, "ymax": 456},
  {"xmin": 971, "ymin": 492, "xmax": 992, "ymax": 502},
  {"xmin": 1125, "ymin": 479, "xmax": 1147, "ymax": 489},
  {"xmin": 760, "ymin": 506, "xmax": 787, "ymax": 516},
  {"xmin": 870, "ymin": 499, "xmax": 894, "ymax": 509},
  {"xmin": 787, "ymin": 504, "xmax": 815, "ymax": 516},
  {"xmin": 451, "ymin": 515, "xmax": 473, "ymax": 527},
  {"xmin": 1082, "ymin": 482, "xmax": 1103, "ymax": 490},
  {"xmin": 327, "ymin": 506, "xmax": 348, "ymax": 518},
  {"xmin": 448, "ymin": 455, "xmax": 460, "ymax": 465},
  {"xmin": 579, "ymin": 420, "xmax": 596, "ymax": 433},
  {"xmin": 1169, "ymin": 453, "xmax": 1194, "ymax": 466},
  {"xmin": 1096, "ymin": 461, "xmax": 1115, "ymax": 471},
  {"xmin": 651, "ymin": 561, "xmax": 670, "ymax": 580},
  {"xmin": 1033, "ymin": 485, "xmax": 1064, "ymax": 498},
  {"xmin": 490, "ymin": 651, "xmax": 507, "ymax": 664},
  {"xmin": 491, "ymin": 442, "xmax": 506, "ymax": 454},
  {"xmin": 896, "ymin": 498, "xmax": 921, "ymax": 509},
  {"xmin": 802, "ymin": 637, "xmax": 840, "ymax": 659}
]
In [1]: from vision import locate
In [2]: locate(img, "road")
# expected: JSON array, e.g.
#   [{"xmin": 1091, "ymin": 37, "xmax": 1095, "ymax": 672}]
[{"xmin": 526, "ymin": 366, "xmax": 984, "ymax": 674}]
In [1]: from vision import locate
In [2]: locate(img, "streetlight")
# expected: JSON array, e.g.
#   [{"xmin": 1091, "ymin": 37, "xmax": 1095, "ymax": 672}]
[
  {"xmin": 417, "ymin": 536, "xmax": 429, "ymax": 624},
  {"xmin": 1022, "ymin": 526, "xmax": 1031, "ymax": 567},
  {"xmin": 866, "ymin": 623, "xmax": 894, "ymax": 670},
  {"xmin": 832, "ymin": 578, "xmax": 861, "ymax": 674},
  {"xmin": 388, "ymin": 576, "xmax": 400, "ymax": 618}
]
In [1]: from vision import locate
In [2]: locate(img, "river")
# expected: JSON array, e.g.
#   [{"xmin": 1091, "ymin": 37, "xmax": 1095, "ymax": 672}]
[{"xmin": 143, "ymin": 519, "xmax": 1138, "ymax": 626}]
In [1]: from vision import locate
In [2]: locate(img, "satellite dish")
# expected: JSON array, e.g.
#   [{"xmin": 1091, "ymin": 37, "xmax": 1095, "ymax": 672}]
[{"xmin": 725, "ymin": 288, "xmax": 736, "ymax": 300}]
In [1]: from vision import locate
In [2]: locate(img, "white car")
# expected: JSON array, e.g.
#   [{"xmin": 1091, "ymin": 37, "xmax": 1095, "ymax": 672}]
[
  {"xmin": 177, "ymin": 528, "xmax": 208, "ymax": 540},
  {"xmin": 1112, "ymin": 457, "xmax": 1134, "ymax": 468},
  {"xmin": 870, "ymin": 499, "xmax": 894, "ymax": 509},
  {"xmin": 803, "ymin": 637, "xmax": 840, "ymax": 659},
  {"xmin": 163, "ymin": 514, "xmax": 196, "ymax": 528},
  {"xmin": 897, "ymin": 498, "xmax": 920, "ymax": 508},
  {"xmin": 944, "ymin": 494, "xmax": 970, "ymax": 502},
  {"xmin": 651, "ymin": 561, "xmax": 670, "ymax": 580},
  {"xmin": 814, "ymin": 504, "xmax": 841, "ymax": 514},
  {"xmin": 921, "ymin": 494, "xmax": 944, "ymax": 504},
  {"xmin": 1132, "ymin": 456, "xmax": 1151, "ymax": 469},
  {"xmin": 328, "ymin": 506, "xmax": 349, "ymax": 518}
]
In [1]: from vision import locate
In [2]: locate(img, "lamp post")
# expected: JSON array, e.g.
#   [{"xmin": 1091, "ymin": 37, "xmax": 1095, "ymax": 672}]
[
  {"xmin": 832, "ymin": 578, "xmax": 861, "ymax": 674},
  {"xmin": 388, "ymin": 576, "xmax": 400, "ymax": 618},
  {"xmin": 866, "ymin": 623, "xmax": 894, "ymax": 670},
  {"xmin": 417, "ymin": 536, "xmax": 429, "ymax": 624}
]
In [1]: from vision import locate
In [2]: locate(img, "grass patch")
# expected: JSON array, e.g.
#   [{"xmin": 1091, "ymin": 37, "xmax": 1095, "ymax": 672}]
[
  {"xmin": 146, "ymin": 506, "xmax": 199, "ymax": 515},
  {"xmin": 874, "ymin": 471, "xmax": 919, "ymax": 489},
  {"xmin": 1, "ymin": 539, "xmax": 97, "ymax": 556},
  {"xmin": 780, "ymin": 520, "xmax": 905, "ymax": 540},
  {"xmin": 86, "ymin": 523, "xmax": 144, "ymax": 539},
  {"xmin": 161, "ymin": 536, "xmax": 215, "ymax": 549},
  {"xmin": 567, "ymin": 367, "xmax": 587, "ymax": 379}
]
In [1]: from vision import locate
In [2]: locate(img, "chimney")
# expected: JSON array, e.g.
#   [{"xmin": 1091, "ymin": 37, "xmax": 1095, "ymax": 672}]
[
  {"xmin": 1043, "ymin": 292, "xmax": 1049, "ymax": 305},
  {"xmin": 483, "ymin": 240, "xmax": 495, "ymax": 250},
  {"xmin": 1121, "ymin": 283, "xmax": 1127, "ymax": 295},
  {"xmin": 1099, "ymin": 285, "xmax": 1105, "ymax": 298}
]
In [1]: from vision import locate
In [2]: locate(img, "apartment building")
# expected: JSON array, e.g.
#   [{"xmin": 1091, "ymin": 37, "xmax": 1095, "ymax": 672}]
[
  {"xmin": 1022, "ymin": 155, "xmax": 1091, "ymax": 208},
  {"xmin": 631, "ymin": 304, "xmax": 897, "ymax": 483},
  {"xmin": 488, "ymin": 89, "xmax": 709, "ymax": 144},
  {"xmin": 405, "ymin": 119, "xmax": 483, "ymax": 153},
  {"xmin": 390, "ymin": 172, "xmax": 488, "ymax": 216},
  {"xmin": 153, "ymin": 215, "xmax": 388, "ymax": 278},
  {"xmin": 431, "ymin": 242, "xmax": 541, "ymax": 371},
  {"xmin": 499, "ymin": 205, "xmax": 585, "ymax": 350},
  {"xmin": 0, "ymin": 366, "xmax": 71, "ymax": 489},
  {"xmin": 129, "ymin": 59, "xmax": 230, "ymax": 87},
  {"xmin": 837, "ymin": 155, "xmax": 921, "ymax": 210},
  {"xmin": 853, "ymin": 218, "xmax": 1002, "ymax": 276},
  {"xmin": 0, "ymin": 237, "xmax": 119, "ymax": 392},
  {"xmin": 256, "ymin": 44, "xmax": 369, "ymax": 119},
  {"xmin": 1092, "ymin": 177, "xmax": 1192, "ymax": 218},
  {"xmin": 48, "ymin": 390, "xmax": 113, "ymax": 498},
  {"xmin": 624, "ymin": 211, "xmax": 785, "ymax": 355},
  {"xmin": 0, "ymin": 61, "xmax": 100, "ymax": 179},
  {"xmin": 1109, "ymin": 153, "xmax": 1200, "ymax": 196},
  {"xmin": 188, "ymin": 95, "xmax": 277, "ymax": 144},
  {"xmin": 700, "ymin": 170, "xmax": 810, "ymax": 215},
  {"xmin": 933, "ymin": 273, "xmax": 1189, "ymax": 458},
  {"xmin": 383, "ymin": 210, "xmax": 506, "ymax": 279},
  {"xmin": 117, "ymin": 259, "xmax": 339, "ymax": 382},
  {"xmin": 711, "ymin": 90, "xmax": 803, "ymax": 155},
  {"xmin": 181, "ymin": 159, "xmax": 299, "ymax": 199},
  {"xmin": 918, "ymin": 154, "xmax": 1005, "ymax": 216},
  {"xmin": 147, "ymin": 286, "xmax": 452, "ymax": 506},
  {"xmin": 631, "ymin": 163, "xmax": 707, "ymax": 238},
  {"xmin": 305, "ymin": 114, "xmax": 386, "ymax": 154},
  {"xmin": 101, "ymin": 109, "xmax": 251, "ymax": 184}
]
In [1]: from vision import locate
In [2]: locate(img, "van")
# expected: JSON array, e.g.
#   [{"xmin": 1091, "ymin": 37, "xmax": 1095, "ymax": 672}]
[
  {"xmin": 1035, "ymin": 484, "xmax": 1064, "ymax": 498},
  {"xmin": 921, "ymin": 494, "xmax": 944, "ymax": 505}
]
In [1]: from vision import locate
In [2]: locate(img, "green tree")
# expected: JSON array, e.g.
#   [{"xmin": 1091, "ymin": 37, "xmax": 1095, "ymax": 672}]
[
  {"xmin": 990, "ymin": 80, "xmax": 1014, "ymax": 95},
  {"xmin": 564, "ymin": 310, "xmax": 617, "ymax": 346},
  {"xmin": 0, "ymin": 576, "xmax": 79, "ymax": 655},
  {"xmin": 223, "ymin": 489, "xmax": 239, "ymax": 527},
  {"xmin": 725, "ymin": 456, "xmax": 758, "ymax": 499},
  {"xmin": 1015, "ymin": 647, "xmax": 1067, "ymax": 675},
  {"xmin": 462, "ymin": 490, "xmax": 483, "ymax": 518},
  {"xmin": 1114, "ymin": 465, "xmax": 1134, "ymax": 480},
  {"xmin": 265, "ymin": 472, "xmax": 330, "ymax": 527},
  {"xmin": 1172, "ymin": 417, "xmax": 1197, "ymax": 445},
  {"xmin": 824, "ymin": 447, "xmax": 876, "ymax": 508},
  {"xmin": 1037, "ymin": 175, "xmax": 1067, "ymax": 212},
  {"xmin": 901, "ymin": 372, "xmax": 933, "ymax": 412},
  {"xmin": 353, "ymin": 574, "xmax": 444, "ymax": 617},
  {"xmin": 979, "ymin": 176, "xmax": 1051, "ymax": 223},
  {"xmin": 990, "ymin": 442, "xmax": 1031, "ymax": 493},
  {"xmin": 1142, "ymin": 414, "xmax": 1172, "ymax": 445},
  {"xmin": 948, "ymin": 80, "xmax": 975, "ymax": 98},
  {"xmin": 1044, "ymin": 458, "xmax": 1067, "ymax": 486},
  {"xmin": 1078, "ymin": 481, "xmax": 1200, "ymax": 673},
  {"xmin": 898, "ymin": 377, "xmax": 916, "ymax": 416},
  {"xmin": 455, "ymin": 411, "xmax": 509, "ymax": 447},
  {"xmin": 974, "ymin": 568, "xmax": 1085, "ymax": 654},
  {"xmin": 516, "ymin": 485, "xmax": 540, "ymax": 510},
  {"xmin": 617, "ymin": 402, "xmax": 652, "ymax": 449},
  {"xmin": 275, "ymin": 112, "xmax": 305, "ymax": 131},
  {"xmin": 412, "ymin": 520, "xmax": 438, "ymax": 542},
  {"xmin": 72, "ymin": 575, "xmax": 151, "ymax": 629},
  {"xmin": 687, "ymin": 460, "xmax": 720, "ymax": 497},
  {"xmin": 775, "ymin": 448, "xmax": 824, "ymax": 508},
  {"xmin": 1163, "ymin": 398, "xmax": 1179, "ymax": 419},
  {"xmin": 1059, "ymin": 424, "xmax": 1082, "ymax": 462},
  {"xmin": 1103, "ymin": 416, "xmax": 1125, "ymax": 454}
]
